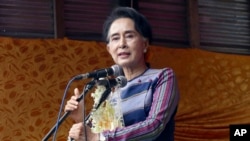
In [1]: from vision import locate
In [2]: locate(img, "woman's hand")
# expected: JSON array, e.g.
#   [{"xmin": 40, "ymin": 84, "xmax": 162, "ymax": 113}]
[
  {"xmin": 64, "ymin": 88, "xmax": 84, "ymax": 122},
  {"xmin": 68, "ymin": 122, "xmax": 99, "ymax": 141},
  {"xmin": 68, "ymin": 122, "xmax": 85, "ymax": 141}
]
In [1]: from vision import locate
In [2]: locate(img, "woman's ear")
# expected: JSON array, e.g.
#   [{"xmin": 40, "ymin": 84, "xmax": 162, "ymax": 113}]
[
  {"xmin": 143, "ymin": 39, "xmax": 149, "ymax": 53},
  {"xmin": 106, "ymin": 44, "xmax": 110, "ymax": 53}
]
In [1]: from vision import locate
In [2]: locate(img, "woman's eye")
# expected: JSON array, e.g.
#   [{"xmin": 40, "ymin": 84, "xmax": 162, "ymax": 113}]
[
  {"xmin": 126, "ymin": 34, "xmax": 134, "ymax": 38},
  {"xmin": 111, "ymin": 36, "xmax": 119, "ymax": 41}
]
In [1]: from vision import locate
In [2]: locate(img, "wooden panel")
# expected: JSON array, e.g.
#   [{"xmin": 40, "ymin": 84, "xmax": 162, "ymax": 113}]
[
  {"xmin": 198, "ymin": 0, "xmax": 250, "ymax": 54},
  {"xmin": 138, "ymin": 0, "xmax": 189, "ymax": 47},
  {"xmin": 0, "ymin": 0, "xmax": 54, "ymax": 38}
]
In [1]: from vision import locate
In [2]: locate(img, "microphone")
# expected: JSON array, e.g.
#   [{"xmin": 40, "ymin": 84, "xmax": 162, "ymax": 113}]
[
  {"xmin": 74, "ymin": 65, "xmax": 123, "ymax": 80},
  {"xmin": 97, "ymin": 75, "xmax": 127, "ymax": 88},
  {"xmin": 94, "ymin": 76, "xmax": 127, "ymax": 110}
]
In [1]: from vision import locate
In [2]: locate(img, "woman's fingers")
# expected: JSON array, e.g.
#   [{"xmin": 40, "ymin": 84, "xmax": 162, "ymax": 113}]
[
  {"xmin": 68, "ymin": 123, "xmax": 84, "ymax": 140},
  {"xmin": 64, "ymin": 96, "xmax": 79, "ymax": 112},
  {"xmin": 74, "ymin": 88, "xmax": 80, "ymax": 97}
]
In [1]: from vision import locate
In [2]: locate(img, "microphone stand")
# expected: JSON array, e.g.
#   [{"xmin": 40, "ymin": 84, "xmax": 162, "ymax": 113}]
[{"xmin": 42, "ymin": 80, "xmax": 96, "ymax": 141}]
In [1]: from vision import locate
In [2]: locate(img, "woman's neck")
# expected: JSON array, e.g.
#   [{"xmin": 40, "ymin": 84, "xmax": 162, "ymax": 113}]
[{"xmin": 122, "ymin": 64, "xmax": 148, "ymax": 81}]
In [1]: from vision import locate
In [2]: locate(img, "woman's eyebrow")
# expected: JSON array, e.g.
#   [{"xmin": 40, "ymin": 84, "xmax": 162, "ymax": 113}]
[
  {"xmin": 109, "ymin": 30, "xmax": 137, "ymax": 38},
  {"xmin": 124, "ymin": 30, "xmax": 136, "ymax": 34}
]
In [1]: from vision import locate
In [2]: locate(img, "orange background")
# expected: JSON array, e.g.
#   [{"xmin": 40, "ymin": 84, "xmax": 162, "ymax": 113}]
[{"xmin": 0, "ymin": 37, "xmax": 250, "ymax": 141}]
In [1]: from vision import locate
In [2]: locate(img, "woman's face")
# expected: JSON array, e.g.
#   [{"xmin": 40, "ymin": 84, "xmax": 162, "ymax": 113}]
[{"xmin": 106, "ymin": 18, "xmax": 148, "ymax": 68}]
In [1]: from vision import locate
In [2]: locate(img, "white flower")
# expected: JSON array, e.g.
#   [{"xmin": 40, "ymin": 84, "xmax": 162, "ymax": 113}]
[{"xmin": 91, "ymin": 85, "xmax": 106, "ymax": 107}]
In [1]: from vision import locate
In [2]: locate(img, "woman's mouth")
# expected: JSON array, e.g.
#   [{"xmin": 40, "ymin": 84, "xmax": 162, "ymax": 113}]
[{"xmin": 118, "ymin": 52, "xmax": 130, "ymax": 57}]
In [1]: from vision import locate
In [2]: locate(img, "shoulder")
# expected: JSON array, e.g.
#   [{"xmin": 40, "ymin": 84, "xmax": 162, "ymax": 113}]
[
  {"xmin": 129, "ymin": 68, "xmax": 175, "ymax": 84},
  {"xmin": 144, "ymin": 68, "xmax": 175, "ymax": 77}
]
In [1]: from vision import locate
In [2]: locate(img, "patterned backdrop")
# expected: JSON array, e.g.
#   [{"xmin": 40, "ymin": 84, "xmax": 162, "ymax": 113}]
[{"xmin": 0, "ymin": 37, "xmax": 250, "ymax": 141}]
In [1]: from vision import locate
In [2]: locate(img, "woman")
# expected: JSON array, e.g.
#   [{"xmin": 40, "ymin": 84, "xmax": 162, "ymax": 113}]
[{"xmin": 65, "ymin": 7, "xmax": 179, "ymax": 141}]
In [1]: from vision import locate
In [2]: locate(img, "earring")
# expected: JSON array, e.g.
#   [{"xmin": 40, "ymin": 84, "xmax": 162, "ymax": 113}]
[{"xmin": 143, "ymin": 49, "xmax": 147, "ymax": 53}]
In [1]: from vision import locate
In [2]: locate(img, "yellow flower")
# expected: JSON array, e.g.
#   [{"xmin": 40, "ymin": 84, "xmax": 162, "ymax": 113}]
[{"xmin": 89, "ymin": 85, "xmax": 124, "ymax": 133}]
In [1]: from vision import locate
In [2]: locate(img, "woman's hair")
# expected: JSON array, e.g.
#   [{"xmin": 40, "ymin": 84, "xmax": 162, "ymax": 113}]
[{"xmin": 102, "ymin": 7, "xmax": 153, "ymax": 44}]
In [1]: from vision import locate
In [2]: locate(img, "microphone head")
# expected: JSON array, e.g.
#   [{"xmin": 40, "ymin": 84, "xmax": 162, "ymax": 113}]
[
  {"xmin": 111, "ymin": 64, "xmax": 124, "ymax": 77},
  {"xmin": 116, "ymin": 76, "xmax": 127, "ymax": 88},
  {"xmin": 74, "ymin": 64, "xmax": 124, "ymax": 80}
]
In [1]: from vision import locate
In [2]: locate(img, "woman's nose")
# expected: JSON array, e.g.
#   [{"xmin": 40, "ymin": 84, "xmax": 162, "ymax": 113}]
[{"xmin": 119, "ymin": 37, "xmax": 127, "ymax": 48}]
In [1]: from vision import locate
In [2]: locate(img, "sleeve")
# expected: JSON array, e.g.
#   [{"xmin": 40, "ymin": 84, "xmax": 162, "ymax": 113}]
[{"xmin": 102, "ymin": 68, "xmax": 180, "ymax": 141}]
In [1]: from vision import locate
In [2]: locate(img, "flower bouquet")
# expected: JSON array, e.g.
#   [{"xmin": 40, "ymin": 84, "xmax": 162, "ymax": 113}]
[{"xmin": 88, "ymin": 85, "xmax": 124, "ymax": 133}]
